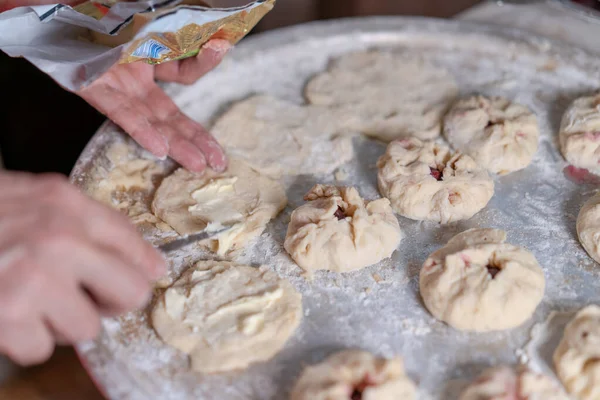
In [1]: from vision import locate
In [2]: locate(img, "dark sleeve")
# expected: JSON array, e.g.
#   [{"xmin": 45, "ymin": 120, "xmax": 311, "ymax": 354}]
[{"xmin": 0, "ymin": 51, "xmax": 105, "ymax": 175}]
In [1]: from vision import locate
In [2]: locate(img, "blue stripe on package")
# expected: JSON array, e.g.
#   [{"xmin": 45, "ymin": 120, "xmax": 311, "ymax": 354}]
[{"xmin": 132, "ymin": 38, "xmax": 169, "ymax": 59}]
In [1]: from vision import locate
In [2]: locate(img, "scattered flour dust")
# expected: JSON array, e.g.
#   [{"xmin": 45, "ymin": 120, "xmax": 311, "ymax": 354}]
[{"xmin": 75, "ymin": 19, "xmax": 600, "ymax": 400}]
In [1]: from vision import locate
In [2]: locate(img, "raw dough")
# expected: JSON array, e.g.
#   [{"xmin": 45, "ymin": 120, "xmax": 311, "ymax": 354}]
[
  {"xmin": 577, "ymin": 192, "xmax": 600, "ymax": 264},
  {"xmin": 419, "ymin": 228, "xmax": 545, "ymax": 332},
  {"xmin": 151, "ymin": 261, "xmax": 302, "ymax": 374},
  {"xmin": 86, "ymin": 142, "xmax": 167, "ymax": 227},
  {"xmin": 559, "ymin": 93, "xmax": 600, "ymax": 174},
  {"xmin": 151, "ymin": 159, "xmax": 287, "ymax": 255},
  {"xmin": 460, "ymin": 366, "xmax": 569, "ymax": 400},
  {"xmin": 553, "ymin": 305, "xmax": 600, "ymax": 400},
  {"xmin": 443, "ymin": 95, "xmax": 540, "ymax": 175},
  {"xmin": 377, "ymin": 138, "xmax": 494, "ymax": 223},
  {"xmin": 305, "ymin": 50, "xmax": 458, "ymax": 142},
  {"xmin": 290, "ymin": 350, "xmax": 416, "ymax": 400},
  {"xmin": 210, "ymin": 95, "xmax": 353, "ymax": 178},
  {"xmin": 284, "ymin": 184, "xmax": 402, "ymax": 274}
]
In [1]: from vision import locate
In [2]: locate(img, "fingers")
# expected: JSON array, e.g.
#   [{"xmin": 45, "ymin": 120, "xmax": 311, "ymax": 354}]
[
  {"xmin": 155, "ymin": 39, "xmax": 231, "ymax": 85},
  {"xmin": 79, "ymin": 72, "xmax": 170, "ymax": 159},
  {"xmin": 69, "ymin": 241, "xmax": 152, "ymax": 314},
  {"xmin": 145, "ymin": 89, "xmax": 224, "ymax": 172},
  {"xmin": 1, "ymin": 173, "xmax": 166, "ymax": 280},
  {"xmin": 0, "ymin": 320, "xmax": 53, "ymax": 366},
  {"xmin": 42, "ymin": 283, "xmax": 100, "ymax": 344},
  {"xmin": 166, "ymin": 133, "xmax": 208, "ymax": 173},
  {"xmin": 78, "ymin": 60, "xmax": 229, "ymax": 172},
  {"xmin": 189, "ymin": 122, "xmax": 228, "ymax": 172},
  {"xmin": 73, "ymin": 197, "xmax": 167, "ymax": 280},
  {"xmin": 0, "ymin": 172, "xmax": 163, "ymax": 365}
]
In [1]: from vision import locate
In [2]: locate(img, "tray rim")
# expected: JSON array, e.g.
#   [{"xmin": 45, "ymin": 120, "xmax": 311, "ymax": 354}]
[{"xmin": 70, "ymin": 15, "xmax": 600, "ymax": 399}]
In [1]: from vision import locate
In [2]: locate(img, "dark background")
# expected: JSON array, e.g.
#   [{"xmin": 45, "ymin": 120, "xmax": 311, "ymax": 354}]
[{"xmin": 0, "ymin": 0, "xmax": 481, "ymax": 175}]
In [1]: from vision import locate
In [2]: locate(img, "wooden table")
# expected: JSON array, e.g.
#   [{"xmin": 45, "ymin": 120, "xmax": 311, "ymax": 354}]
[{"xmin": 0, "ymin": 348, "xmax": 103, "ymax": 400}]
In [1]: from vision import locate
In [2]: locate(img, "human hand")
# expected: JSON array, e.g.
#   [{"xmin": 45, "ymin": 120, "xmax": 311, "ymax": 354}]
[
  {"xmin": 79, "ymin": 39, "xmax": 231, "ymax": 173},
  {"xmin": 0, "ymin": 171, "xmax": 166, "ymax": 365}
]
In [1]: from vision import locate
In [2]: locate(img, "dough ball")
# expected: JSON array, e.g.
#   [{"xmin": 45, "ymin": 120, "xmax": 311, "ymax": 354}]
[
  {"xmin": 553, "ymin": 305, "xmax": 600, "ymax": 399},
  {"xmin": 210, "ymin": 95, "xmax": 353, "ymax": 178},
  {"xmin": 152, "ymin": 159, "xmax": 287, "ymax": 255},
  {"xmin": 419, "ymin": 228, "xmax": 545, "ymax": 332},
  {"xmin": 305, "ymin": 50, "xmax": 458, "ymax": 142},
  {"xmin": 377, "ymin": 137, "xmax": 494, "ymax": 224},
  {"xmin": 577, "ymin": 192, "xmax": 600, "ymax": 264},
  {"xmin": 560, "ymin": 93, "xmax": 600, "ymax": 174},
  {"xmin": 443, "ymin": 95, "xmax": 539, "ymax": 175},
  {"xmin": 290, "ymin": 350, "xmax": 416, "ymax": 400},
  {"xmin": 284, "ymin": 184, "xmax": 402, "ymax": 274},
  {"xmin": 152, "ymin": 261, "xmax": 302, "ymax": 374},
  {"xmin": 460, "ymin": 366, "xmax": 568, "ymax": 400}
]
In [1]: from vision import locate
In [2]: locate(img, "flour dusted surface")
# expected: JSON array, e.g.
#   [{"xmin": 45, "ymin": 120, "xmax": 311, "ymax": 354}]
[{"xmin": 73, "ymin": 18, "xmax": 600, "ymax": 400}]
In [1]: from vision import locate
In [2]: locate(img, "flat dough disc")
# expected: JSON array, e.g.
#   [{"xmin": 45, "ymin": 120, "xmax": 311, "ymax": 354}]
[
  {"xmin": 419, "ymin": 228, "xmax": 545, "ymax": 332},
  {"xmin": 559, "ymin": 93, "xmax": 600, "ymax": 174},
  {"xmin": 443, "ymin": 95, "xmax": 540, "ymax": 175},
  {"xmin": 459, "ymin": 366, "xmax": 568, "ymax": 400},
  {"xmin": 290, "ymin": 349, "xmax": 416, "ymax": 400},
  {"xmin": 377, "ymin": 138, "xmax": 494, "ymax": 223},
  {"xmin": 210, "ymin": 95, "xmax": 354, "ymax": 178},
  {"xmin": 151, "ymin": 159, "xmax": 287, "ymax": 255},
  {"xmin": 85, "ymin": 142, "xmax": 168, "ymax": 227},
  {"xmin": 553, "ymin": 305, "xmax": 600, "ymax": 400},
  {"xmin": 151, "ymin": 261, "xmax": 302, "ymax": 374},
  {"xmin": 284, "ymin": 184, "xmax": 402, "ymax": 274},
  {"xmin": 305, "ymin": 50, "xmax": 458, "ymax": 142},
  {"xmin": 577, "ymin": 191, "xmax": 600, "ymax": 264}
]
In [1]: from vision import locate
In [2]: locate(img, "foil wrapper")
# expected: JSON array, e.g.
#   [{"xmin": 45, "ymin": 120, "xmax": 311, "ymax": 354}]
[{"xmin": 0, "ymin": 0, "xmax": 274, "ymax": 91}]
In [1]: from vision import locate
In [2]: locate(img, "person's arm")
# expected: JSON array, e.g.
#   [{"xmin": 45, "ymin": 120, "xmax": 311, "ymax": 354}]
[
  {"xmin": 78, "ymin": 39, "xmax": 231, "ymax": 173},
  {"xmin": 2, "ymin": 0, "xmax": 231, "ymax": 173},
  {"xmin": 0, "ymin": 171, "xmax": 166, "ymax": 365}
]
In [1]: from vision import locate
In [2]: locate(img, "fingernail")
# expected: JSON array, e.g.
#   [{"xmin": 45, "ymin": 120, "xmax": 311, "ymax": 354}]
[
  {"xmin": 211, "ymin": 158, "xmax": 228, "ymax": 173},
  {"xmin": 208, "ymin": 152, "xmax": 227, "ymax": 172},
  {"xmin": 187, "ymin": 155, "xmax": 208, "ymax": 173},
  {"xmin": 203, "ymin": 39, "xmax": 232, "ymax": 56}
]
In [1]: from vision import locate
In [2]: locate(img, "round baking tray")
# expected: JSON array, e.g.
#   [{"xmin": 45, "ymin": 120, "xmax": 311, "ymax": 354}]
[{"xmin": 71, "ymin": 16, "xmax": 600, "ymax": 399}]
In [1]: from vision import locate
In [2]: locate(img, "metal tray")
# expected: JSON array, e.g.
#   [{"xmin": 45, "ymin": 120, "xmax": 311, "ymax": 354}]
[{"xmin": 71, "ymin": 16, "xmax": 600, "ymax": 399}]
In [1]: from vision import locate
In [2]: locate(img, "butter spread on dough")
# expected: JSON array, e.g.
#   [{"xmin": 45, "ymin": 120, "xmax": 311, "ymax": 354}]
[
  {"xmin": 152, "ymin": 261, "xmax": 302, "ymax": 374},
  {"xmin": 305, "ymin": 50, "xmax": 458, "ymax": 142},
  {"xmin": 284, "ymin": 184, "xmax": 402, "ymax": 274},
  {"xmin": 152, "ymin": 159, "xmax": 287, "ymax": 255},
  {"xmin": 290, "ymin": 350, "xmax": 416, "ymax": 400},
  {"xmin": 554, "ymin": 305, "xmax": 600, "ymax": 400},
  {"xmin": 443, "ymin": 95, "xmax": 539, "ymax": 175},
  {"xmin": 460, "ymin": 366, "xmax": 569, "ymax": 400},
  {"xmin": 577, "ymin": 191, "xmax": 600, "ymax": 265},
  {"xmin": 210, "ymin": 95, "xmax": 353, "ymax": 178},
  {"xmin": 377, "ymin": 138, "xmax": 494, "ymax": 223},
  {"xmin": 560, "ymin": 93, "xmax": 600, "ymax": 174},
  {"xmin": 420, "ymin": 228, "xmax": 545, "ymax": 332}
]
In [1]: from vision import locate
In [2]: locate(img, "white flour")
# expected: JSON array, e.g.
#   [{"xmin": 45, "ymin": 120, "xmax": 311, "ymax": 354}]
[{"xmin": 72, "ymin": 18, "xmax": 600, "ymax": 400}]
